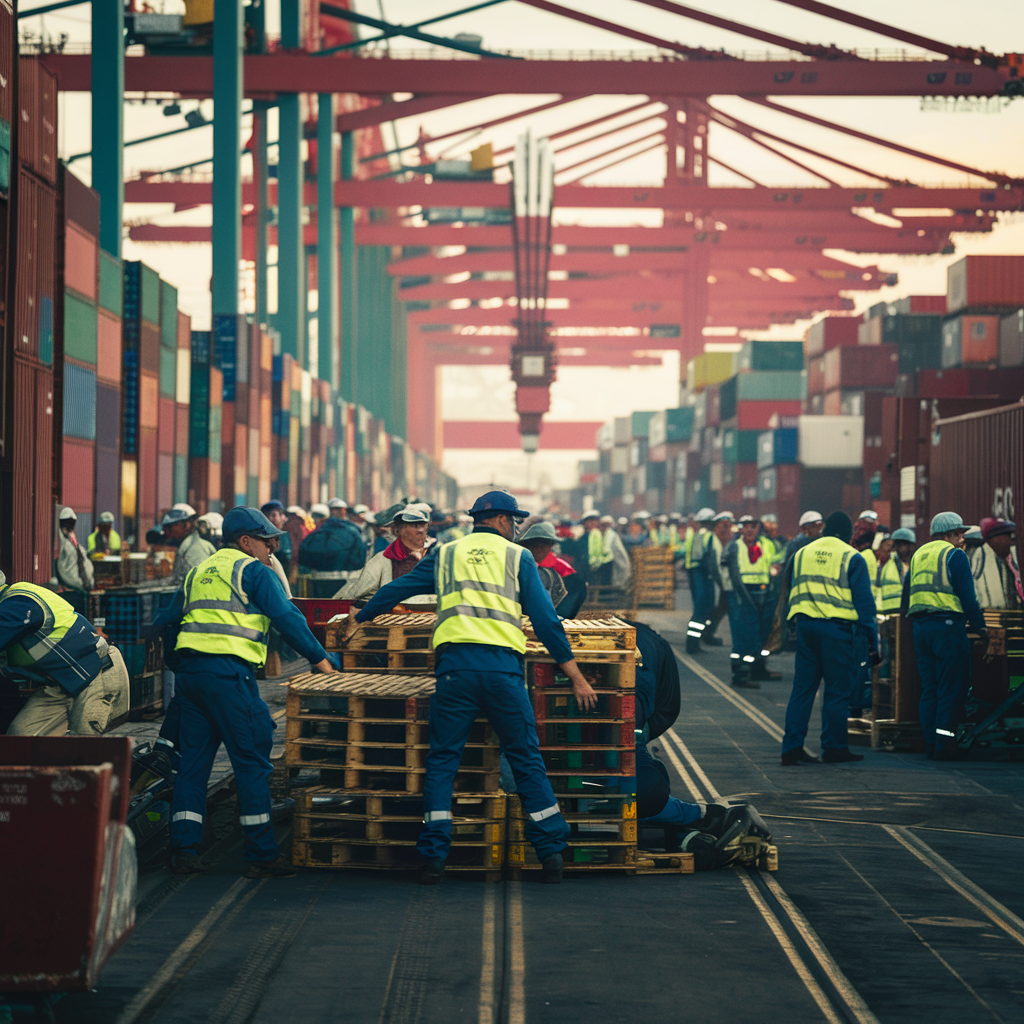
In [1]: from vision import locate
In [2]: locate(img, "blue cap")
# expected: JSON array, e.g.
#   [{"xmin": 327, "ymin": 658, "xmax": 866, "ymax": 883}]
[
  {"xmin": 930, "ymin": 511, "xmax": 965, "ymax": 536},
  {"xmin": 161, "ymin": 508, "xmax": 192, "ymax": 527},
  {"xmin": 891, "ymin": 528, "xmax": 916, "ymax": 542},
  {"xmin": 222, "ymin": 506, "xmax": 284, "ymax": 543},
  {"xmin": 260, "ymin": 500, "xmax": 285, "ymax": 514},
  {"xmin": 468, "ymin": 490, "xmax": 530, "ymax": 519}
]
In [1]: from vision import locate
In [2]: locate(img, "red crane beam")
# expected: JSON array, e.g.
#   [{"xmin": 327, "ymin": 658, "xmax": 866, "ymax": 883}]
[
  {"xmin": 335, "ymin": 93, "xmax": 488, "ymax": 134},
  {"xmin": 40, "ymin": 54, "xmax": 1014, "ymax": 99}
]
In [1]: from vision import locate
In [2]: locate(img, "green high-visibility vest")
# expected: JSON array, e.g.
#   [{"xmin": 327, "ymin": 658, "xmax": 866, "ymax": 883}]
[
  {"xmin": 87, "ymin": 528, "xmax": 122, "ymax": 560},
  {"xmin": 737, "ymin": 541, "xmax": 770, "ymax": 587},
  {"xmin": 433, "ymin": 532, "xmax": 526, "ymax": 654},
  {"xmin": 0, "ymin": 583, "xmax": 78, "ymax": 666},
  {"xmin": 176, "ymin": 548, "xmax": 271, "ymax": 666},
  {"xmin": 587, "ymin": 527, "xmax": 614, "ymax": 569},
  {"xmin": 877, "ymin": 556, "xmax": 904, "ymax": 613},
  {"xmin": 908, "ymin": 540, "xmax": 963, "ymax": 616},
  {"xmin": 787, "ymin": 536, "xmax": 860, "ymax": 622},
  {"xmin": 686, "ymin": 527, "xmax": 705, "ymax": 569}
]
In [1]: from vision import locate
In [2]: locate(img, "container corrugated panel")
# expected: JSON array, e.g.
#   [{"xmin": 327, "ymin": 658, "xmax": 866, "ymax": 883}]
[
  {"xmin": 63, "ymin": 362, "xmax": 96, "ymax": 440},
  {"xmin": 9, "ymin": 360, "xmax": 37, "ymax": 582},
  {"xmin": 140, "ymin": 370, "xmax": 159, "ymax": 428},
  {"xmin": 98, "ymin": 252, "xmax": 123, "ymax": 316},
  {"xmin": 737, "ymin": 340, "xmax": 803, "ymax": 372},
  {"xmin": 95, "ymin": 381, "xmax": 121, "ymax": 450},
  {"xmin": 96, "ymin": 310, "xmax": 121, "ymax": 384},
  {"xmin": 177, "ymin": 310, "xmax": 190, "ymax": 349},
  {"xmin": 805, "ymin": 316, "xmax": 859, "ymax": 356},
  {"xmin": 722, "ymin": 428, "xmax": 760, "ymax": 464},
  {"xmin": 63, "ymin": 164, "xmax": 100, "ymax": 237},
  {"xmin": 158, "ymin": 396, "xmax": 175, "ymax": 453},
  {"xmin": 64, "ymin": 223, "xmax": 98, "ymax": 301},
  {"xmin": 175, "ymin": 403, "xmax": 189, "ymax": 456},
  {"xmin": 17, "ymin": 57, "xmax": 38, "ymax": 175},
  {"xmin": 138, "ymin": 427, "xmax": 157, "ymax": 517},
  {"xmin": 159, "ymin": 345, "xmax": 176, "ymax": 398},
  {"xmin": 139, "ymin": 321, "xmax": 160, "ymax": 373},
  {"xmin": 37, "ymin": 61, "xmax": 57, "ymax": 183},
  {"xmin": 140, "ymin": 265, "xmax": 161, "ymax": 325},
  {"xmin": 157, "ymin": 452, "xmax": 174, "ymax": 512},
  {"xmin": 34, "ymin": 366, "xmax": 54, "ymax": 585},
  {"xmin": 1000, "ymin": 310, "xmax": 1024, "ymax": 368},
  {"xmin": 14, "ymin": 172, "xmax": 38, "ymax": 359},
  {"xmin": 160, "ymin": 281, "xmax": 178, "ymax": 348},
  {"xmin": 36, "ymin": 178, "xmax": 57, "ymax": 365},
  {"xmin": 64, "ymin": 290, "xmax": 98, "ymax": 364},
  {"xmin": 942, "ymin": 315, "xmax": 1000, "ymax": 367},
  {"xmin": 121, "ymin": 351, "xmax": 139, "ymax": 454},
  {"xmin": 94, "ymin": 446, "xmax": 121, "ymax": 532},
  {"xmin": 62, "ymin": 438, "xmax": 95, "ymax": 508},
  {"xmin": 947, "ymin": 256, "xmax": 1024, "ymax": 314},
  {"xmin": 121, "ymin": 458, "xmax": 137, "ymax": 519},
  {"xmin": 798, "ymin": 415, "xmax": 864, "ymax": 468},
  {"xmin": 214, "ymin": 313, "xmax": 239, "ymax": 401},
  {"xmin": 823, "ymin": 345, "xmax": 898, "ymax": 390},
  {"xmin": 0, "ymin": 2, "xmax": 12, "ymax": 124},
  {"xmin": 173, "ymin": 454, "xmax": 188, "ymax": 504}
]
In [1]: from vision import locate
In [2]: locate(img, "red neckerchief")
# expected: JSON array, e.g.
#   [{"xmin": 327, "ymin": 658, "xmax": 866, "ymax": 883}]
[
  {"xmin": 538, "ymin": 552, "xmax": 575, "ymax": 578},
  {"xmin": 745, "ymin": 539, "xmax": 762, "ymax": 564},
  {"xmin": 383, "ymin": 538, "xmax": 410, "ymax": 561}
]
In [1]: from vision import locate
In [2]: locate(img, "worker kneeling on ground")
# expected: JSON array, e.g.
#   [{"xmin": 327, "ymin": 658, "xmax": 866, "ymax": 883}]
[
  {"xmin": 901, "ymin": 511, "xmax": 987, "ymax": 760},
  {"xmin": 773, "ymin": 511, "xmax": 877, "ymax": 766},
  {"xmin": 340, "ymin": 490, "xmax": 598, "ymax": 885},
  {"xmin": 630, "ymin": 620, "xmax": 770, "ymax": 869},
  {"xmin": 2, "ymin": 570, "xmax": 129, "ymax": 736},
  {"xmin": 156, "ymin": 506, "xmax": 334, "ymax": 878}
]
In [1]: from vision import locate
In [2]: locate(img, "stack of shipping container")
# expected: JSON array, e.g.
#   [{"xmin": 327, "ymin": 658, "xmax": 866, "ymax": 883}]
[{"xmin": 582, "ymin": 255, "xmax": 1024, "ymax": 541}]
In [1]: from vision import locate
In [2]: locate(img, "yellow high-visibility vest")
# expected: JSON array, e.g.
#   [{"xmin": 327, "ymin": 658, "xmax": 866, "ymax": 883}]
[
  {"xmin": 0, "ymin": 583, "xmax": 78, "ymax": 666},
  {"xmin": 908, "ymin": 540, "xmax": 963, "ymax": 616},
  {"xmin": 177, "ymin": 548, "xmax": 271, "ymax": 666},
  {"xmin": 587, "ymin": 527, "xmax": 614, "ymax": 569},
  {"xmin": 787, "ymin": 536, "xmax": 860, "ymax": 622},
  {"xmin": 877, "ymin": 556, "xmax": 904, "ymax": 613},
  {"xmin": 737, "ymin": 541, "xmax": 770, "ymax": 587},
  {"xmin": 433, "ymin": 532, "xmax": 526, "ymax": 653}
]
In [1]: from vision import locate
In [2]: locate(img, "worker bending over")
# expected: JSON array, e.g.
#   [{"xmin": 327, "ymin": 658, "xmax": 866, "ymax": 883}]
[
  {"xmin": 156, "ymin": 506, "xmax": 333, "ymax": 877},
  {"xmin": 3, "ymin": 571, "xmax": 129, "ymax": 736},
  {"xmin": 340, "ymin": 490, "xmax": 597, "ymax": 885},
  {"xmin": 901, "ymin": 512, "xmax": 987, "ymax": 760}
]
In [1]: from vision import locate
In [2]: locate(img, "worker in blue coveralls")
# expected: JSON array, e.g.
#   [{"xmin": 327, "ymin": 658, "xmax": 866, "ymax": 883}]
[
  {"xmin": 338, "ymin": 490, "xmax": 598, "ymax": 885},
  {"xmin": 901, "ymin": 511, "xmax": 987, "ymax": 760},
  {"xmin": 154, "ymin": 506, "xmax": 333, "ymax": 877}
]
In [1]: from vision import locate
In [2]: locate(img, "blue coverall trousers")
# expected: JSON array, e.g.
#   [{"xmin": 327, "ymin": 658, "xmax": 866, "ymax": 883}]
[
  {"xmin": 687, "ymin": 570, "xmax": 715, "ymax": 647},
  {"xmin": 912, "ymin": 615, "xmax": 971, "ymax": 754},
  {"xmin": 727, "ymin": 588, "xmax": 772, "ymax": 672},
  {"xmin": 783, "ymin": 617, "xmax": 857, "ymax": 754},
  {"xmin": 169, "ymin": 656, "xmax": 278, "ymax": 862},
  {"xmin": 636, "ymin": 741, "xmax": 702, "ymax": 825},
  {"xmin": 419, "ymin": 669, "xmax": 569, "ymax": 863}
]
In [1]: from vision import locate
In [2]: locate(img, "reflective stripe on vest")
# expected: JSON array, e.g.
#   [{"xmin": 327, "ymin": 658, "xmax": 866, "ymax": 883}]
[
  {"xmin": 908, "ymin": 540, "xmax": 963, "ymax": 616},
  {"xmin": 737, "ymin": 541, "xmax": 770, "ymax": 587},
  {"xmin": 877, "ymin": 557, "xmax": 904, "ymax": 613},
  {"xmin": 0, "ymin": 583, "xmax": 79, "ymax": 665},
  {"xmin": 177, "ymin": 548, "xmax": 271, "ymax": 666},
  {"xmin": 433, "ymin": 533, "xmax": 526, "ymax": 653},
  {"xmin": 787, "ymin": 536, "xmax": 859, "ymax": 621}
]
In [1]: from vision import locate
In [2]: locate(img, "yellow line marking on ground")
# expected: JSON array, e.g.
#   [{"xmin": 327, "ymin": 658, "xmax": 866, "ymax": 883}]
[
  {"xmin": 666, "ymin": 728, "xmax": 722, "ymax": 801},
  {"xmin": 508, "ymin": 882, "xmax": 526, "ymax": 1024},
  {"xmin": 478, "ymin": 884, "xmax": 497, "ymax": 1024}
]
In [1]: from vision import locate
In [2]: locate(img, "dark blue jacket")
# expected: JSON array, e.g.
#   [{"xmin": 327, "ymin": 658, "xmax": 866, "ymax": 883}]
[
  {"xmin": 0, "ymin": 594, "xmax": 106, "ymax": 696},
  {"xmin": 629, "ymin": 621, "xmax": 679, "ymax": 740},
  {"xmin": 356, "ymin": 527, "xmax": 573, "ymax": 675},
  {"xmin": 900, "ymin": 545, "xmax": 985, "ymax": 632},
  {"xmin": 298, "ymin": 518, "xmax": 366, "ymax": 573},
  {"xmin": 153, "ymin": 558, "xmax": 329, "ymax": 667}
]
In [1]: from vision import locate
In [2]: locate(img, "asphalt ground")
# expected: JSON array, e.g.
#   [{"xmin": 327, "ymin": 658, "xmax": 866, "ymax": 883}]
[{"xmin": 36, "ymin": 590, "xmax": 1024, "ymax": 1024}]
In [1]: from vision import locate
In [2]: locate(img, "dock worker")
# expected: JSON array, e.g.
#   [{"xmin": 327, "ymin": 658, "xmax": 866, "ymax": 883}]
[
  {"xmin": 702, "ymin": 511, "xmax": 735, "ymax": 649},
  {"xmin": 164, "ymin": 507, "xmax": 217, "ymax": 584},
  {"xmin": 774, "ymin": 511, "xmax": 877, "ymax": 765},
  {"xmin": 901, "ymin": 511, "xmax": 987, "ymax": 760},
  {"xmin": 723, "ymin": 515, "xmax": 780, "ymax": 688},
  {"xmin": 54, "ymin": 507, "xmax": 93, "ymax": 612},
  {"xmin": 518, "ymin": 520, "xmax": 587, "ymax": 619},
  {"xmin": 685, "ymin": 508, "xmax": 717, "ymax": 653},
  {"xmin": 3, "ymin": 570, "xmax": 129, "ymax": 736},
  {"xmin": 87, "ymin": 512, "xmax": 122, "ymax": 561},
  {"xmin": 338, "ymin": 490, "xmax": 598, "ymax": 885},
  {"xmin": 970, "ymin": 518, "xmax": 1023, "ymax": 610},
  {"xmin": 155, "ymin": 506, "xmax": 333, "ymax": 877},
  {"xmin": 876, "ymin": 528, "xmax": 913, "ymax": 615},
  {"xmin": 784, "ymin": 510, "xmax": 824, "ymax": 563}
]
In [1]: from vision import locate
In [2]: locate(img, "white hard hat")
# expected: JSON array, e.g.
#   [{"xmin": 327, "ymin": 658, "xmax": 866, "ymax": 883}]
[
  {"xmin": 857, "ymin": 509, "xmax": 879, "ymax": 521},
  {"xmin": 311, "ymin": 502, "xmax": 331, "ymax": 518},
  {"xmin": 286, "ymin": 505, "xmax": 305, "ymax": 516},
  {"xmin": 59, "ymin": 506, "xmax": 77, "ymax": 520},
  {"xmin": 599, "ymin": 515, "xmax": 615, "ymax": 525},
  {"xmin": 798, "ymin": 510, "xmax": 823, "ymax": 526},
  {"xmin": 713, "ymin": 511, "xmax": 734, "ymax": 522},
  {"xmin": 352, "ymin": 503, "xmax": 370, "ymax": 515},
  {"xmin": 172, "ymin": 502, "xmax": 197, "ymax": 517},
  {"xmin": 695, "ymin": 507, "xmax": 716, "ymax": 521},
  {"xmin": 328, "ymin": 497, "xmax": 347, "ymax": 509},
  {"xmin": 198, "ymin": 511, "xmax": 223, "ymax": 532}
]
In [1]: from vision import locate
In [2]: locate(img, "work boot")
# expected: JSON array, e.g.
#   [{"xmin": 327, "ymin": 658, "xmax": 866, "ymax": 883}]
[
  {"xmin": 701, "ymin": 635, "xmax": 724, "ymax": 647},
  {"xmin": 750, "ymin": 660, "xmax": 781, "ymax": 682},
  {"xmin": 685, "ymin": 636, "xmax": 701, "ymax": 654},
  {"xmin": 419, "ymin": 858, "xmax": 446, "ymax": 885},
  {"xmin": 781, "ymin": 747, "xmax": 818, "ymax": 766},
  {"xmin": 731, "ymin": 670, "xmax": 759, "ymax": 690},
  {"xmin": 693, "ymin": 802, "xmax": 748, "ymax": 840},
  {"xmin": 822, "ymin": 748, "xmax": 864, "ymax": 764},
  {"xmin": 170, "ymin": 849, "xmax": 206, "ymax": 874},
  {"xmin": 243, "ymin": 856, "xmax": 298, "ymax": 878},
  {"xmin": 541, "ymin": 853, "xmax": 564, "ymax": 884}
]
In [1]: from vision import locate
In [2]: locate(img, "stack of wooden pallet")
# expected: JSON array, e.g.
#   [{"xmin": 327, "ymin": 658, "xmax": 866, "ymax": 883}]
[
  {"xmin": 323, "ymin": 613, "xmax": 436, "ymax": 673},
  {"xmin": 510, "ymin": 617, "xmax": 642, "ymax": 876},
  {"xmin": 631, "ymin": 548, "xmax": 675, "ymax": 610},
  {"xmin": 286, "ymin": 672, "xmax": 505, "ymax": 880}
]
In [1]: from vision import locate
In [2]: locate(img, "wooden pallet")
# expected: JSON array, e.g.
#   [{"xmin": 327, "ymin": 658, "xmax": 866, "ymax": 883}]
[
  {"xmin": 509, "ymin": 815, "xmax": 637, "ymax": 843},
  {"xmin": 293, "ymin": 836, "xmax": 505, "ymax": 879},
  {"xmin": 285, "ymin": 736, "xmax": 499, "ymax": 771},
  {"xmin": 295, "ymin": 812, "xmax": 505, "ymax": 844},
  {"xmin": 285, "ymin": 759, "xmax": 502, "ymax": 794},
  {"xmin": 636, "ymin": 853, "xmax": 695, "ymax": 875},
  {"xmin": 871, "ymin": 718, "xmax": 927, "ymax": 752},
  {"xmin": 324, "ymin": 612, "xmax": 437, "ymax": 651},
  {"xmin": 295, "ymin": 790, "xmax": 506, "ymax": 819},
  {"xmin": 507, "ymin": 843, "xmax": 637, "ymax": 875}
]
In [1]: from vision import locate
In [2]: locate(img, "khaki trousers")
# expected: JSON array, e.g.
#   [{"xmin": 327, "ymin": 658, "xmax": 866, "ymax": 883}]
[{"xmin": 7, "ymin": 646, "xmax": 130, "ymax": 736}]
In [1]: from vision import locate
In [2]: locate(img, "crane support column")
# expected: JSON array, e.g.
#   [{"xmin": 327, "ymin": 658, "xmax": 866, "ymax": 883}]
[
  {"xmin": 277, "ymin": 0, "xmax": 304, "ymax": 362},
  {"xmin": 253, "ymin": 101, "xmax": 270, "ymax": 329},
  {"xmin": 317, "ymin": 94, "xmax": 337, "ymax": 388},
  {"xmin": 340, "ymin": 131, "xmax": 356, "ymax": 402},
  {"xmin": 211, "ymin": 0, "xmax": 243, "ymax": 318},
  {"xmin": 91, "ymin": 0, "xmax": 123, "ymax": 257}
]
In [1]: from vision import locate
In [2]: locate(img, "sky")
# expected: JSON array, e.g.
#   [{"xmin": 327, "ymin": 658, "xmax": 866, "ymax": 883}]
[{"xmin": 21, "ymin": 0, "xmax": 1024, "ymax": 493}]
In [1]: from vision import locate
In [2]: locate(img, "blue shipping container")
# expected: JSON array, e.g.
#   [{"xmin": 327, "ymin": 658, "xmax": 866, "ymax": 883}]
[
  {"xmin": 756, "ymin": 428, "xmax": 799, "ymax": 469},
  {"xmin": 64, "ymin": 362, "xmax": 97, "ymax": 440}
]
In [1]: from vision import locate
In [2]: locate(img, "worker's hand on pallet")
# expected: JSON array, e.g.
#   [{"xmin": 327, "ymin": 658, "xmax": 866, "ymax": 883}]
[
  {"xmin": 338, "ymin": 613, "xmax": 362, "ymax": 647},
  {"xmin": 312, "ymin": 658, "xmax": 334, "ymax": 673},
  {"xmin": 559, "ymin": 659, "xmax": 598, "ymax": 711}
]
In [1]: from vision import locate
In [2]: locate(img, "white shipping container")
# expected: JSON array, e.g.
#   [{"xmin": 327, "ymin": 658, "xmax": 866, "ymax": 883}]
[
  {"xmin": 596, "ymin": 421, "xmax": 615, "ymax": 450},
  {"xmin": 798, "ymin": 415, "xmax": 864, "ymax": 468},
  {"xmin": 610, "ymin": 446, "xmax": 629, "ymax": 474},
  {"xmin": 648, "ymin": 410, "xmax": 667, "ymax": 449},
  {"xmin": 613, "ymin": 417, "xmax": 631, "ymax": 445}
]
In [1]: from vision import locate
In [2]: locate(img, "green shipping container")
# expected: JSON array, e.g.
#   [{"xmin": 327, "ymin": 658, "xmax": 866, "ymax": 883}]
[
  {"xmin": 159, "ymin": 346, "xmax": 177, "ymax": 398},
  {"xmin": 719, "ymin": 371, "xmax": 806, "ymax": 421},
  {"xmin": 736, "ymin": 340, "xmax": 804, "ymax": 373},
  {"xmin": 64, "ymin": 290, "xmax": 98, "ymax": 364},
  {"xmin": 722, "ymin": 428, "xmax": 760, "ymax": 464},
  {"xmin": 630, "ymin": 410, "xmax": 657, "ymax": 439},
  {"xmin": 174, "ymin": 454, "xmax": 188, "ymax": 504},
  {"xmin": 98, "ymin": 251, "xmax": 123, "ymax": 316},
  {"xmin": 160, "ymin": 281, "xmax": 178, "ymax": 348},
  {"xmin": 141, "ymin": 264, "xmax": 161, "ymax": 325}
]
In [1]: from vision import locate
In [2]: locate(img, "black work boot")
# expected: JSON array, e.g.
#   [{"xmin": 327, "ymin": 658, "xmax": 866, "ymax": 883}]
[
  {"xmin": 750, "ymin": 658, "xmax": 781, "ymax": 681},
  {"xmin": 822, "ymin": 748, "xmax": 864, "ymax": 764},
  {"xmin": 732, "ymin": 667, "xmax": 759, "ymax": 690},
  {"xmin": 419, "ymin": 858, "xmax": 446, "ymax": 885},
  {"xmin": 541, "ymin": 853, "xmax": 564, "ymax": 884},
  {"xmin": 702, "ymin": 634, "xmax": 723, "ymax": 647},
  {"xmin": 781, "ymin": 747, "xmax": 819, "ymax": 766},
  {"xmin": 244, "ymin": 856, "xmax": 298, "ymax": 878},
  {"xmin": 170, "ymin": 849, "xmax": 206, "ymax": 874}
]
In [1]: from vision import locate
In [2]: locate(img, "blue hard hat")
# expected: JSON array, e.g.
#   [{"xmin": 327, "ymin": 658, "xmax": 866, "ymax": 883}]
[
  {"xmin": 222, "ymin": 506, "xmax": 285, "ymax": 543},
  {"xmin": 160, "ymin": 508, "xmax": 192, "ymax": 528},
  {"xmin": 930, "ymin": 511, "xmax": 965, "ymax": 536},
  {"xmin": 468, "ymin": 490, "xmax": 530, "ymax": 519},
  {"xmin": 891, "ymin": 528, "xmax": 916, "ymax": 542}
]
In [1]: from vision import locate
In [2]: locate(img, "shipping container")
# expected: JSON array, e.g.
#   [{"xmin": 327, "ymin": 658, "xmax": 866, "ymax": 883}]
[
  {"xmin": 98, "ymin": 251, "xmax": 123, "ymax": 316},
  {"xmin": 1000, "ymin": 309, "xmax": 1024, "ymax": 368},
  {"xmin": 947, "ymin": 255, "xmax": 1024, "ymax": 314},
  {"xmin": 757, "ymin": 428, "xmax": 798, "ymax": 469},
  {"xmin": 735, "ymin": 340, "xmax": 803, "ymax": 373},
  {"xmin": 798, "ymin": 415, "xmax": 864, "ymax": 468},
  {"xmin": 686, "ymin": 351, "xmax": 734, "ymax": 393},
  {"xmin": 719, "ymin": 371, "xmax": 805, "ymax": 421},
  {"xmin": 160, "ymin": 281, "xmax": 178, "ymax": 348},
  {"xmin": 823, "ymin": 344, "xmax": 898, "ymax": 391},
  {"xmin": 722, "ymin": 428, "xmax": 760, "ymax": 464},
  {"xmin": 941, "ymin": 314, "xmax": 1000, "ymax": 367},
  {"xmin": 807, "ymin": 355, "xmax": 824, "ymax": 395},
  {"xmin": 823, "ymin": 388, "xmax": 879, "ymax": 417},
  {"xmin": 734, "ymin": 401, "xmax": 802, "ymax": 431},
  {"xmin": 0, "ymin": 0, "xmax": 12, "ymax": 133},
  {"xmin": 890, "ymin": 295, "xmax": 947, "ymax": 315},
  {"xmin": 14, "ymin": 171, "xmax": 57, "ymax": 365},
  {"xmin": 647, "ymin": 406, "xmax": 694, "ymax": 447},
  {"xmin": 857, "ymin": 318, "xmax": 882, "ymax": 346},
  {"xmin": 63, "ymin": 362, "xmax": 96, "ymax": 440},
  {"xmin": 704, "ymin": 384, "xmax": 721, "ymax": 428},
  {"xmin": 64, "ymin": 223, "xmax": 97, "ymax": 300},
  {"xmin": 18, "ymin": 59, "xmax": 57, "ymax": 184},
  {"xmin": 629, "ymin": 410, "xmax": 656, "ymax": 439},
  {"xmin": 140, "ymin": 264, "xmax": 161, "ymax": 325},
  {"xmin": 805, "ymin": 315, "xmax": 858, "ymax": 356},
  {"xmin": 95, "ymin": 381, "xmax": 121, "ymax": 451},
  {"xmin": 62, "ymin": 438, "xmax": 95, "ymax": 509},
  {"xmin": 94, "ymin": 445, "xmax": 121, "ymax": 533},
  {"xmin": 64, "ymin": 290, "xmax": 97, "ymax": 364},
  {"xmin": 758, "ymin": 463, "xmax": 801, "ymax": 505},
  {"xmin": 799, "ymin": 467, "xmax": 864, "ymax": 521},
  {"xmin": 96, "ymin": 310, "xmax": 121, "ymax": 383}
]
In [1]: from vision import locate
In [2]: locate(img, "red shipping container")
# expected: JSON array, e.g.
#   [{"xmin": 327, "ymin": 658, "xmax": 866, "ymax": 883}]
[
  {"xmin": 64, "ymin": 222, "xmax": 97, "ymax": 300},
  {"xmin": 63, "ymin": 165, "xmax": 100, "ymax": 238},
  {"xmin": 34, "ymin": 367, "xmax": 54, "ymax": 586},
  {"xmin": 966, "ymin": 368, "xmax": 1024, "ymax": 398},
  {"xmin": 96, "ymin": 310, "xmax": 121, "ymax": 384},
  {"xmin": 823, "ymin": 344, "xmax": 898, "ymax": 391},
  {"xmin": 138, "ymin": 427, "xmax": 157, "ymax": 517},
  {"xmin": 917, "ymin": 369, "xmax": 969, "ymax": 398},
  {"xmin": 705, "ymin": 384, "xmax": 721, "ymax": 427},
  {"xmin": 735, "ymin": 400, "xmax": 802, "ymax": 431},
  {"xmin": 140, "ymin": 370, "xmax": 159, "ymax": 428},
  {"xmin": 19, "ymin": 59, "xmax": 57, "ymax": 183},
  {"xmin": 805, "ymin": 315, "xmax": 859, "ymax": 356},
  {"xmin": 176, "ymin": 402, "xmax": 189, "ymax": 455},
  {"xmin": 898, "ymin": 295, "xmax": 947, "ymax": 314},
  {"xmin": 158, "ymin": 396, "xmax": 175, "ymax": 453},
  {"xmin": 62, "ymin": 438, "xmax": 95, "ymax": 508},
  {"xmin": 158, "ymin": 452, "xmax": 174, "ymax": 512},
  {"xmin": 959, "ymin": 315, "xmax": 1000, "ymax": 364},
  {"xmin": 14, "ymin": 171, "xmax": 38, "ymax": 358},
  {"xmin": 0, "ymin": 3, "xmax": 12, "ymax": 124},
  {"xmin": 823, "ymin": 389, "xmax": 842, "ymax": 416},
  {"xmin": 807, "ymin": 354, "xmax": 825, "ymax": 394},
  {"xmin": 947, "ymin": 255, "xmax": 1024, "ymax": 313},
  {"xmin": 139, "ymin": 322, "xmax": 161, "ymax": 373},
  {"xmin": 177, "ymin": 309, "xmax": 191, "ymax": 349}
]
